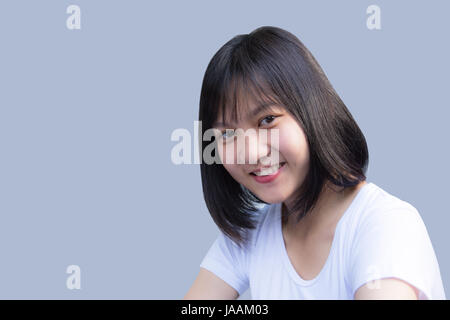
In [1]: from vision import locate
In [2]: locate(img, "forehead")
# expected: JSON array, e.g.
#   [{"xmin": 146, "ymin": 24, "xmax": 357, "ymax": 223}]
[
  {"xmin": 212, "ymin": 71, "xmax": 284, "ymax": 127},
  {"xmin": 214, "ymin": 82, "xmax": 283, "ymax": 127}
]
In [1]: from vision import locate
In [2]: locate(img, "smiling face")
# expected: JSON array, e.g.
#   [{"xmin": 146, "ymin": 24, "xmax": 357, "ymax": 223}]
[{"xmin": 213, "ymin": 99, "xmax": 310, "ymax": 205}]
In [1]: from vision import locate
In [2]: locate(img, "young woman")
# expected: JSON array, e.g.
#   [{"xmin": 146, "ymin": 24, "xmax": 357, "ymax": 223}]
[{"xmin": 184, "ymin": 26, "xmax": 445, "ymax": 300}]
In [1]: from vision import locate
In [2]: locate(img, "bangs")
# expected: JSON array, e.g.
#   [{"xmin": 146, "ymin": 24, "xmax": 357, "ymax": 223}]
[{"xmin": 214, "ymin": 68, "xmax": 283, "ymax": 128}]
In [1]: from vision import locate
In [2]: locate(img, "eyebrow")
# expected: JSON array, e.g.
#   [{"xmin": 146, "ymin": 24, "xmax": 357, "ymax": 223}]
[{"xmin": 212, "ymin": 102, "xmax": 279, "ymax": 128}]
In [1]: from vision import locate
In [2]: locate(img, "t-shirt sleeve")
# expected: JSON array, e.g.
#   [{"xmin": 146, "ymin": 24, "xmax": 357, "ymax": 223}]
[
  {"xmin": 349, "ymin": 206, "xmax": 446, "ymax": 300},
  {"xmin": 200, "ymin": 231, "xmax": 250, "ymax": 297}
]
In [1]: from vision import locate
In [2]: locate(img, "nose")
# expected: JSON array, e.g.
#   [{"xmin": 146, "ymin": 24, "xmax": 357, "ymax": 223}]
[{"xmin": 236, "ymin": 128, "xmax": 274, "ymax": 165}]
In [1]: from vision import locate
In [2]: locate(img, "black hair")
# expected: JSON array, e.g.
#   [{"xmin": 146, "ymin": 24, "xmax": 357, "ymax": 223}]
[{"xmin": 198, "ymin": 26, "xmax": 368, "ymax": 248}]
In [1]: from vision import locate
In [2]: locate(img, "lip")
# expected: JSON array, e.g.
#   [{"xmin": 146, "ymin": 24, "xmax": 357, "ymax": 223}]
[
  {"xmin": 250, "ymin": 162, "xmax": 286, "ymax": 174},
  {"xmin": 251, "ymin": 162, "xmax": 286, "ymax": 184}
]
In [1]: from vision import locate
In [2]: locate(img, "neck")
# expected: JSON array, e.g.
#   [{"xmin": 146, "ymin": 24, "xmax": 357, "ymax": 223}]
[{"xmin": 282, "ymin": 180, "xmax": 367, "ymax": 236}]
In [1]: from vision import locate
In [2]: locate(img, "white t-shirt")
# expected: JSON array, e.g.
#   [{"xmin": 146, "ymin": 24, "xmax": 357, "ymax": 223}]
[{"xmin": 199, "ymin": 182, "xmax": 446, "ymax": 299}]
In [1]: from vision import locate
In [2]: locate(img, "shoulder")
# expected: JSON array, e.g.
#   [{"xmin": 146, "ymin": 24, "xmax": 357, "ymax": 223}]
[
  {"xmin": 350, "ymin": 183, "xmax": 429, "ymax": 256},
  {"xmin": 347, "ymin": 183, "xmax": 444, "ymax": 299},
  {"xmin": 352, "ymin": 183, "xmax": 424, "ymax": 234}
]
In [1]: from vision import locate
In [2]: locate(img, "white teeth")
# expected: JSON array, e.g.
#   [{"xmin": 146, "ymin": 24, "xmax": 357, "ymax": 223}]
[{"xmin": 253, "ymin": 164, "xmax": 281, "ymax": 176}]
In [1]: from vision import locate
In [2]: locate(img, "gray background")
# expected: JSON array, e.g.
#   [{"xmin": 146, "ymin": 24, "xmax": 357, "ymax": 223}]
[{"xmin": 0, "ymin": 0, "xmax": 448, "ymax": 299}]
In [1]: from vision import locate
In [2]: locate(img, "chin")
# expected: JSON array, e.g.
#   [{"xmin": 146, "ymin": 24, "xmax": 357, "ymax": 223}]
[{"xmin": 254, "ymin": 192, "xmax": 286, "ymax": 204}]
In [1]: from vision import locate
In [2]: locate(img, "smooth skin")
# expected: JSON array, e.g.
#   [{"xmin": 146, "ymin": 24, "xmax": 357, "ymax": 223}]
[
  {"xmin": 185, "ymin": 101, "xmax": 420, "ymax": 300},
  {"xmin": 184, "ymin": 271, "xmax": 419, "ymax": 299},
  {"xmin": 354, "ymin": 277, "xmax": 419, "ymax": 300},
  {"xmin": 184, "ymin": 268, "xmax": 239, "ymax": 300}
]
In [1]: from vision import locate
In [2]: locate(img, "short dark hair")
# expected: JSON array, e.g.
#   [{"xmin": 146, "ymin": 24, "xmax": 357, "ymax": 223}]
[{"xmin": 198, "ymin": 26, "xmax": 368, "ymax": 248}]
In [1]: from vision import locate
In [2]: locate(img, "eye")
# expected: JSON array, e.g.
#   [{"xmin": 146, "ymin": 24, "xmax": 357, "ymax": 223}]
[
  {"xmin": 221, "ymin": 129, "xmax": 235, "ymax": 141},
  {"xmin": 259, "ymin": 115, "xmax": 277, "ymax": 126}
]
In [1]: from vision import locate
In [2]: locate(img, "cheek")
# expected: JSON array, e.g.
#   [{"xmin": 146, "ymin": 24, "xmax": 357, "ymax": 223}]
[
  {"xmin": 278, "ymin": 122, "xmax": 309, "ymax": 165},
  {"xmin": 217, "ymin": 140, "xmax": 236, "ymax": 165}
]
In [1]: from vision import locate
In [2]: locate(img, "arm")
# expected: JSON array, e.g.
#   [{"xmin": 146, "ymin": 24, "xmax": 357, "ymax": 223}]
[
  {"xmin": 183, "ymin": 267, "xmax": 239, "ymax": 300},
  {"xmin": 354, "ymin": 277, "xmax": 419, "ymax": 300}
]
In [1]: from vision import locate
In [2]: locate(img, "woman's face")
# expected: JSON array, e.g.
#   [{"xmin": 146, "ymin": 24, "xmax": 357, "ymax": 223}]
[{"xmin": 214, "ymin": 101, "xmax": 310, "ymax": 205}]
